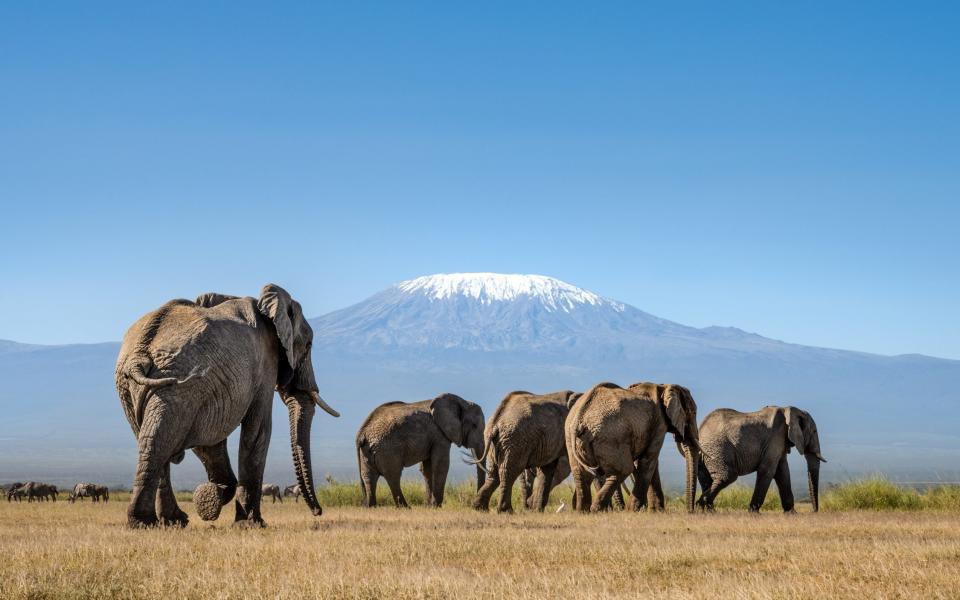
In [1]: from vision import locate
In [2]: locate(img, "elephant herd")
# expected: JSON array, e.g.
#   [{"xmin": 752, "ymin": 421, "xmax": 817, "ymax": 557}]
[
  {"xmin": 108, "ymin": 284, "xmax": 826, "ymax": 528},
  {"xmin": 356, "ymin": 384, "xmax": 826, "ymax": 514}
]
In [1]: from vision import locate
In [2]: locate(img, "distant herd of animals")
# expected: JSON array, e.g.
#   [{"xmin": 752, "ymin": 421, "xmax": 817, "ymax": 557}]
[
  {"xmin": 11, "ymin": 283, "xmax": 824, "ymax": 529},
  {"xmin": 5, "ymin": 482, "xmax": 109, "ymax": 503}
]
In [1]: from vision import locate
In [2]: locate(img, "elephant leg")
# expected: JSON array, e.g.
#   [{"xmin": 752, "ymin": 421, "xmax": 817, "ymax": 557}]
[
  {"xmin": 571, "ymin": 467, "xmax": 593, "ymax": 513},
  {"xmin": 472, "ymin": 464, "xmax": 500, "ymax": 511},
  {"xmin": 520, "ymin": 469, "xmax": 536, "ymax": 510},
  {"xmin": 773, "ymin": 455, "xmax": 795, "ymax": 513},
  {"xmin": 234, "ymin": 400, "xmax": 271, "ymax": 527},
  {"xmin": 361, "ymin": 470, "xmax": 380, "ymax": 508},
  {"xmin": 702, "ymin": 473, "xmax": 737, "ymax": 510},
  {"xmin": 647, "ymin": 465, "xmax": 665, "ymax": 512},
  {"xmin": 429, "ymin": 447, "xmax": 450, "ymax": 507},
  {"xmin": 128, "ymin": 401, "xmax": 186, "ymax": 528},
  {"xmin": 696, "ymin": 463, "xmax": 714, "ymax": 509},
  {"xmin": 193, "ymin": 440, "xmax": 238, "ymax": 507},
  {"xmin": 593, "ymin": 472, "xmax": 628, "ymax": 513},
  {"xmin": 384, "ymin": 470, "xmax": 408, "ymax": 508},
  {"xmin": 420, "ymin": 459, "xmax": 435, "ymax": 506},
  {"xmin": 495, "ymin": 455, "xmax": 523, "ymax": 514},
  {"xmin": 750, "ymin": 468, "xmax": 776, "ymax": 513},
  {"xmin": 629, "ymin": 457, "xmax": 658, "ymax": 512},
  {"xmin": 156, "ymin": 462, "xmax": 188, "ymax": 527},
  {"xmin": 535, "ymin": 461, "xmax": 559, "ymax": 512}
]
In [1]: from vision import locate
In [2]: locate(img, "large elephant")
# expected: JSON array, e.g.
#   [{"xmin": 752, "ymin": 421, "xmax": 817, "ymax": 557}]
[
  {"xmin": 261, "ymin": 484, "xmax": 283, "ymax": 503},
  {"xmin": 114, "ymin": 284, "xmax": 339, "ymax": 528},
  {"xmin": 566, "ymin": 382, "xmax": 701, "ymax": 513},
  {"xmin": 697, "ymin": 406, "xmax": 826, "ymax": 512},
  {"xmin": 356, "ymin": 394, "xmax": 485, "ymax": 508},
  {"xmin": 473, "ymin": 390, "xmax": 579, "ymax": 513}
]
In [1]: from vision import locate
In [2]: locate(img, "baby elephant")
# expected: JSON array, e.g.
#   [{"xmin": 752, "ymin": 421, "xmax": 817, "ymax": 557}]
[
  {"xmin": 357, "ymin": 393, "xmax": 485, "ymax": 508},
  {"xmin": 697, "ymin": 406, "xmax": 826, "ymax": 512}
]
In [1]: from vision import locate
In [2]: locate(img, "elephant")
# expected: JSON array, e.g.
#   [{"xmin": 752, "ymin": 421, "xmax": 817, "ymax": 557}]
[
  {"xmin": 566, "ymin": 382, "xmax": 701, "ymax": 513},
  {"xmin": 356, "ymin": 393, "xmax": 485, "ymax": 508},
  {"xmin": 261, "ymin": 484, "xmax": 283, "ymax": 503},
  {"xmin": 114, "ymin": 284, "xmax": 339, "ymax": 528},
  {"xmin": 696, "ymin": 405, "xmax": 826, "ymax": 512},
  {"xmin": 283, "ymin": 484, "xmax": 301, "ymax": 502},
  {"xmin": 23, "ymin": 482, "xmax": 58, "ymax": 502},
  {"xmin": 472, "ymin": 390, "xmax": 579, "ymax": 513}
]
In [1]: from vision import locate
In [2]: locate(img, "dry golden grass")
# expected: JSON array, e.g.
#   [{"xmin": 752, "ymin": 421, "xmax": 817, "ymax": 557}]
[{"xmin": 2, "ymin": 493, "xmax": 959, "ymax": 599}]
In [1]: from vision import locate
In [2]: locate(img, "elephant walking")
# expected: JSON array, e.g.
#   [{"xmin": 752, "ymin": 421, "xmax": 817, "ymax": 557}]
[
  {"xmin": 114, "ymin": 284, "xmax": 339, "ymax": 528},
  {"xmin": 283, "ymin": 484, "xmax": 301, "ymax": 502},
  {"xmin": 697, "ymin": 406, "xmax": 826, "ymax": 512},
  {"xmin": 519, "ymin": 456, "xmax": 571, "ymax": 511},
  {"xmin": 261, "ymin": 484, "xmax": 283, "ymax": 503},
  {"xmin": 473, "ymin": 390, "xmax": 579, "ymax": 513},
  {"xmin": 566, "ymin": 382, "xmax": 701, "ymax": 513},
  {"xmin": 356, "ymin": 394, "xmax": 485, "ymax": 508}
]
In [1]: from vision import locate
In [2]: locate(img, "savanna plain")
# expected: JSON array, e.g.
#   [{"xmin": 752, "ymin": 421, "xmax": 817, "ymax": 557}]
[{"xmin": 2, "ymin": 481, "xmax": 959, "ymax": 600}]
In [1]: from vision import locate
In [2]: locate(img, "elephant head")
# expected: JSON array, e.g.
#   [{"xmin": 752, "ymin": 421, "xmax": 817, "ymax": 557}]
[
  {"xmin": 784, "ymin": 407, "xmax": 826, "ymax": 512},
  {"xmin": 430, "ymin": 393, "xmax": 487, "ymax": 490},
  {"xmin": 662, "ymin": 384, "xmax": 700, "ymax": 513},
  {"xmin": 257, "ymin": 284, "xmax": 339, "ymax": 517}
]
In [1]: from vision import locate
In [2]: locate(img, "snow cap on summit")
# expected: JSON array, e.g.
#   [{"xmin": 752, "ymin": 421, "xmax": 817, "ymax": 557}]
[{"xmin": 395, "ymin": 273, "xmax": 625, "ymax": 313}]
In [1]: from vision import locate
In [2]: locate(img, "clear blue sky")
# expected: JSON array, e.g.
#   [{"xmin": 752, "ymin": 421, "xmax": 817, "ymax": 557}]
[{"xmin": 1, "ymin": 3, "xmax": 958, "ymax": 358}]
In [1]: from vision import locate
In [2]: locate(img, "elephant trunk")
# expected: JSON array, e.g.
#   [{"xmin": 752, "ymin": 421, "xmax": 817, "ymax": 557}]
[
  {"xmin": 806, "ymin": 455, "xmax": 820, "ymax": 513},
  {"xmin": 286, "ymin": 395, "xmax": 323, "ymax": 517},
  {"xmin": 683, "ymin": 442, "xmax": 699, "ymax": 513}
]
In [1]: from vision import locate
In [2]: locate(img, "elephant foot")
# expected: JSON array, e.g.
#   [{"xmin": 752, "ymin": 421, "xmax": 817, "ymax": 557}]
[
  {"xmin": 127, "ymin": 513, "xmax": 159, "ymax": 529},
  {"xmin": 159, "ymin": 509, "xmax": 189, "ymax": 528},
  {"xmin": 193, "ymin": 483, "xmax": 223, "ymax": 521}
]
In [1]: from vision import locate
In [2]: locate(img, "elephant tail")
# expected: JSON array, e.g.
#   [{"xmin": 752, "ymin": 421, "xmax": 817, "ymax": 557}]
[
  {"xmin": 571, "ymin": 427, "xmax": 600, "ymax": 477},
  {"xmin": 122, "ymin": 357, "xmax": 208, "ymax": 432}
]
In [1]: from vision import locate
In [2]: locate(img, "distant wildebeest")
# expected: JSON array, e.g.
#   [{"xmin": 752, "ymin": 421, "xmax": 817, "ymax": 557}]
[
  {"xmin": 283, "ymin": 484, "xmax": 301, "ymax": 502},
  {"xmin": 6, "ymin": 482, "xmax": 26, "ymax": 502},
  {"xmin": 262, "ymin": 484, "xmax": 283, "ymax": 503},
  {"xmin": 71, "ymin": 483, "xmax": 110, "ymax": 503},
  {"xmin": 23, "ymin": 482, "xmax": 59, "ymax": 502}
]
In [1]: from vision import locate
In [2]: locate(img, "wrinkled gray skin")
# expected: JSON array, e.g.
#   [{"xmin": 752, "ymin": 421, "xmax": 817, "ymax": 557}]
[
  {"xmin": 6, "ymin": 482, "xmax": 25, "ymax": 502},
  {"xmin": 566, "ymin": 382, "xmax": 701, "ymax": 513},
  {"xmin": 473, "ymin": 390, "xmax": 579, "ymax": 513},
  {"xmin": 283, "ymin": 484, "xmax": 301, "ymax": 502},
  {"xmin": 115, "ymin": 284, "xmax": 339, "ymax": 528},
  {"xmin": 697, "ymin": 406, "xmax": 826, "ymax": 512},
  {"xmin": 357, "ymin": 394, "xmax": 485, "ymax": 508},
  {"xmin": 22, "ymin": 482, "xmax": 59, "ymax": 502},
  {"xmin": 261, "ymin": 484, "xmax": 283, "ymax": 503}
]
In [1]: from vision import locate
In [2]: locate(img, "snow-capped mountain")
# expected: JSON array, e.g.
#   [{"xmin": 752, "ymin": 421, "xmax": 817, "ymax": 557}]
[{"xmin": 311, "ymin": 273, "xmax": 779, "ymax": 358}]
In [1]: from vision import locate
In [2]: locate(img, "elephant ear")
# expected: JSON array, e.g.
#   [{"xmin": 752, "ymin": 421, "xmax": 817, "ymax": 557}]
[
  {"xmin": 431, "ymin": 394, "xmax": 464, "ymax": 445},
  {"xmin": 257, "ymin": 284, "xmax": 298, "ymax": 372},
  {"xmin": 662, "ymin": 385, "xmax": 690, "ymax": 439},
  {"xmin": 785, "ymin": 407, "xmax": 807, "ymax": 455},
  {"xmin": 195, "ymin": 292, "xmax": 239, "ymax": 308}
]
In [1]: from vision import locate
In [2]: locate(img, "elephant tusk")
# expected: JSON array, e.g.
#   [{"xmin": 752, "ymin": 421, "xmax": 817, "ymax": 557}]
[{"xmin": 310, "ymin": 391, "xmax": 340, "ymax": 418}]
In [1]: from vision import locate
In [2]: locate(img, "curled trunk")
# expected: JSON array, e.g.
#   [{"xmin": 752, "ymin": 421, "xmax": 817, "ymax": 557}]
[
  {"xmin": 806, "ymin": 455, "xmax": 820, "ymax": 512},
  {"xmin": 287, "ymin": 396, "xmax": 323, "ymax": 517}
]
